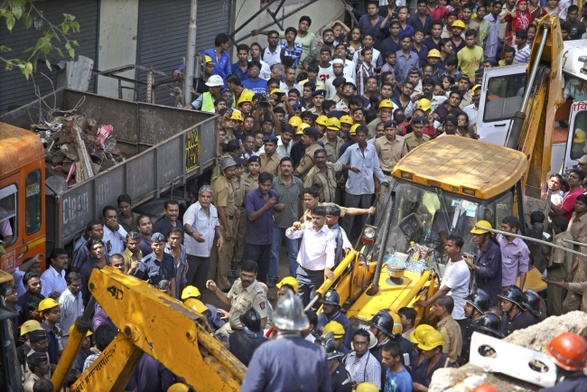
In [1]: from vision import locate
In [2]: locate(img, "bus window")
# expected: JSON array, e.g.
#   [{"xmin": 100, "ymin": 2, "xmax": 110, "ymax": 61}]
[
  {"xmin": 25, "ymin": 170, "xmax": 42, "ymax": 235},
  {"xmin": 0, "ymin": 184, "xmax": 17, "ymax": 246}
]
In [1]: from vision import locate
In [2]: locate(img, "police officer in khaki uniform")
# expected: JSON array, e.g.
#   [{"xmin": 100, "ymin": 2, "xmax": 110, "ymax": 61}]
[
  {"xmin": 259, "ymin": 136, "xmax": 282, "ymax": 176},
  {"xmin": 207, "ymin": 259, "xmax": 268, "ymax": 334},
  {"xmin": 233, "ymin": 156, "xmax": 261, "ymax": 277},
  {"xmin": 404, "ymin": 116, "xmax": 431, "ymax": 151},
  {"xmin": 293, "ymin": 127, "xmax": 323, "ymax": 181},
  {"xmin": 320, "ymin": 118, "xmax": 344, "ymax": 163},
  {"xmin": 375, "ymin": 120, "xmax": 407, "ymax": 210},
  {"xmin": 242, "ymin": 156, "xmax": 261, "ymax": 195},
  {"xmin": 210, "ymin": 157, "xmax": 239, "ymax": 291},
  {"xmin": 231, "ymin": 158, "xmax": 247, "ymax": 278}
]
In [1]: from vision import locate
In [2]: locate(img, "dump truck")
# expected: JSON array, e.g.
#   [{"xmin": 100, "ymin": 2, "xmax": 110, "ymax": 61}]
[{"xmin": 0, "ymin": 88, "xmax": 217, "ymax": 273}]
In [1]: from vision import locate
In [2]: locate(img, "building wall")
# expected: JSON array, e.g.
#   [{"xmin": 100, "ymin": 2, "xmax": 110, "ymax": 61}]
[
  {"xmin": 232, "ymin": 0, "xmax": 344, "ymax": 47},
  {"xmin": 96, "ymin": 0, "xmax": 140, "ymax": 99}
]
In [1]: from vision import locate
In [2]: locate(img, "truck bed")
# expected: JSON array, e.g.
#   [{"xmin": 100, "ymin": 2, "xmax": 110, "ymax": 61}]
[{"xmin": 0, "ymin": 89, "xmax": 217, "ymax": 248}]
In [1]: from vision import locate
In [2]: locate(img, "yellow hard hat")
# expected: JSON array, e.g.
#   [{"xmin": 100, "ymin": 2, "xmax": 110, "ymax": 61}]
[
  {"xmin": 204, "ymin": 55, "xmax": 213, "ymax": 64},
  {"xmin": 349, "ymin": 123, "xmax": 360, "ymax": 135},
  {"xmin": 297, "ymin": 122, "xmax": 311, "ymax": 135},
  {"xmin": 416, "ymin": 98, "xmax": 432, "ymax": 111},
  {"xmin": 471, "ymin": 220, "xmax": 493, "ymax": 235},
  {"xmin": 288, "ymin": 116, "xmax": 303, "ymax": 127},
  {"xmin": 67, "ymin": 324, "xmax": 92, "ymax": 338},
  {"xmin": 237, "ymin": 90, "xmax": 255, "ymax": 106},
  {"xmin": 427, "ymin": 49, "xmax": 441, "ymax": 58},
  {"xmin": 409, "ymin": 324, "xmax": 435, "ymax": 346},
  {"xmin": 452, "ymin": 20, "xmax": 466, "ymax": 29},
  {"xmin": 356, "ymin": 382, "xmax": 379, "ymax": 392},
  {"xmin": 167, "ymin": 383, "xmax": 190, "ymax": 392},
  {"xmin": 418, "ymin": 329, "xmax": 445, "ymax": 351},
  {"xmin": 276, "ymin": 276, "xmax": 299, "ymax": 293},
  {"xmin": 378, "ymin": 99, "xmax": 395, "ymax": 109},
  {"xmin": 326, "ymin": 117, "xmax": 341, "ymax": 130},
  {"xmin": 471, "ymin": 84, "xmax": 482, "ymax": 95},
  {"xmin": 315, "ymin": 115, "xmax": 329, "ymax": 126},
  {"xmin": 181, "ymin": 285, "xmax": 201, "ymax": 300},
  {"xmin": 574, "ymin": 129, "xmax": 587, "ymax": 143},
  {"xmin": 230, "ymin": 110, "xmax": 243, "ymax": 122},
  {"xmin": 20, "ymin": 320, "xmax": 44, "ymax": 336},
  {"xmin": 390, "ymin": 312, "xmax": 403, "ymax": 335},
  {"xmin": 340, "ymin": 115, "xmax": 353, "ymax": 125},
  {"xmin": 184, "ymin": 298, "xmax": 209, "ymax": 314},
  {"xmin": 270, "ymin": 88, "xmax": 285, "ymax": 96},
  {"xmin": 38, "ymin": 298, "xmax": 59, "ymax": 313},
  {"xmin": 323, "ymin": 321, "xmax": 345, "ymax": 338}
]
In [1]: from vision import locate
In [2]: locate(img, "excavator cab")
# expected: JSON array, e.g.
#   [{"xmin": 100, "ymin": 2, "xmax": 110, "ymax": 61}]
[{"xmin": 370, "ymin": 180, "xmax": 513, "ymax": 275}]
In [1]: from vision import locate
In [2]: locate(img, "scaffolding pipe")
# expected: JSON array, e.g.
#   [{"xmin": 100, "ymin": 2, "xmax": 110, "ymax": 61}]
[{"xmin": 183, "ymin": 0, "xmax": 198, "ymax": 106}]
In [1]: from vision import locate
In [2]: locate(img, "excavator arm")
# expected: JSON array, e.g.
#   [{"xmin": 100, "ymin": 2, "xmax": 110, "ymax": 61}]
[
  {"xmin": 506, "ymin": 14, "xmax": 565, "ymax": 199},
  {"xmin": 52, "ymin": 267, "xmax": 246, "ymax": 392}
]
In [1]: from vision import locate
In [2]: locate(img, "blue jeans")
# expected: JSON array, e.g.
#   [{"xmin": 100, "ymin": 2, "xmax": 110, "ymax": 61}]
[{"xmin": 269, "ymin": 226, "xmax": 299, "ymax": 280}]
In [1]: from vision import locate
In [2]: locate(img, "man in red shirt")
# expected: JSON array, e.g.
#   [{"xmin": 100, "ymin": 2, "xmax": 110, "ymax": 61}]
[{"xmin": 550, "ymin": 169, "xmax": 584, "ymax": 222}]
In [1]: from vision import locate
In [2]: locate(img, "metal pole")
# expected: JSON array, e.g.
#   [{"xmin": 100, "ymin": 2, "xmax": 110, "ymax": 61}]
[
  {"xmin": 183, "ymin": 0, "xmax": 197, "ymax": 107},
  {"xmin": 562, "ymin": 238, "xmax": 587, "ymax": 247},
  {"xmin": 505, "ymin": 23, "xmax": 550, "ymax": 149},
  {"xmin": 474, "ymin": 225, "xmax": 587, "ymax": 259}
]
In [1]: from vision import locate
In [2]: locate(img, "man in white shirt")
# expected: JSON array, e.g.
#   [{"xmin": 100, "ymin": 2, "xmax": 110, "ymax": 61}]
[
  {"xmin": 415, "ymin": 234, "xmax": 470, "ymax": 329},
  {"xmin": 40, "ymin": 248, "xmax": 68, "ymax": 299},
  {"xmin": 463, "ymin": 84, "xmax": 481, "ymax": 126},
  {"xmin": 102, "ymin": 205, "xmax": 127, "ymax": 256},
  {"xmin": 183, "ymin": 185, "xmax": 224, "ymax": 293},
  {"xmin": 286, "ymin": 205, "xmax": 336, "ymax": 307},
  {"xmin": 344, "ymin": 329, "xmax": 381, "ymax": 390},
  {"xmin": 58, "ymin": 272, "xmax": 84, "ymax": 348}
]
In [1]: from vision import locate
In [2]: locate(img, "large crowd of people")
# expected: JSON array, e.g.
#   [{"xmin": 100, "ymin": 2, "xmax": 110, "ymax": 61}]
[{"xmin": 3, "ymin": 0, "xmax": 587, "ymax": 390}]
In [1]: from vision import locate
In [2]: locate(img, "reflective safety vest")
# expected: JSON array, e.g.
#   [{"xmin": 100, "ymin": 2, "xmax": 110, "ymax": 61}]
[{"xmin": 201, "ymin": 92, "xmax": 215, "ymax": 113}]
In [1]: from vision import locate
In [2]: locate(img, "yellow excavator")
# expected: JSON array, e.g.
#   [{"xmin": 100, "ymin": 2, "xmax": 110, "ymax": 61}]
[
  {"xmin": 310, "ymin": 14, "xmax": 564, "ymax": 328},
  {"xmin": 45, "ymin": 267, "xmax": 246, "ymax": 392}
]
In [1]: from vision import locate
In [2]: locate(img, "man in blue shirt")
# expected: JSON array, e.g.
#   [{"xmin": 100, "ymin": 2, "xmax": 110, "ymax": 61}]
[
  {"xmin": 381, "ymin": 341, "xmax": 412, "ymax": 392},
  {"xmin": 244, "ymin": 172, "xmax": 285, "ymax": 284},
  {"xmin": 134, "ymin": 232, "xmax": 176, "ymax": 295},
  {"xmin": 203, "ymin": 33, "xmax": 232, "ymax": 80}
]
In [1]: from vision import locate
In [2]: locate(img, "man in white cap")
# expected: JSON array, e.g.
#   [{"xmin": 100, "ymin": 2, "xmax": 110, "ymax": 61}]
[
  {"xmin": 325, "ymin": 59, "xmax": 347, "ymax": 99},
  {"xmin": 577, "ymin": 155, "xmax": 587, "ymax": 173},
  {"xmin": 187, "ymin": 74, "xmax": 224, "ymax": 113},
  {"xmin": 241, "ymin": 290, "xmax": 332, "ymax": 391}
]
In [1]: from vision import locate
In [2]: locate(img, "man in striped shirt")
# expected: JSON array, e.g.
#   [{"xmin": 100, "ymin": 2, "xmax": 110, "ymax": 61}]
[{"xmin": 513, "ymin": 30, "xmax": 531, "ymax": 64}]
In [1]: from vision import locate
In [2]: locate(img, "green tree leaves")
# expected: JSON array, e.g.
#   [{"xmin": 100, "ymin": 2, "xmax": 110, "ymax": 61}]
[{"xmin": 1, "ymin": 0, "xmax": 80, "ymax": 79}]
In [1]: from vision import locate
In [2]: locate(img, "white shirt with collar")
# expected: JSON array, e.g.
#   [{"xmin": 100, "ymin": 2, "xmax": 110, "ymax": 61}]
[
  {"xmin": 277, "ymin": 135, "xmax": 292, "ymax": 157},
  {"xmin": 263, "ymin": 46, "xmax": 282, "ymax": 66},
  {"xmin": 40, "ymin": 266, "xmax": 67, "ymax": 298},
  {"xmin": 286, "ymin": 224, "xmax": 336, "ymax": 270},
  {"xmin": 103, "ymin": 224, "xmax": 127, "ymax": 256},
  {"xmin": 183, "ymin": 201, "xmax": 219, "ymax": 257},
  {"xmin": 58, "ymin": 287, "xmax": 84, "ymax": 335}
]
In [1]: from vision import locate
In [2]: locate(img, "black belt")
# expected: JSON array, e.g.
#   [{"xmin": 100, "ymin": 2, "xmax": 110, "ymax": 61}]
[{"xmin": 382, "ymin": 170, "xmax": 392, "ymax": 175}]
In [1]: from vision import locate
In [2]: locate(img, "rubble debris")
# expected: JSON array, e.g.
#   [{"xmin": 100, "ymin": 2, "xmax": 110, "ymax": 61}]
[
  {"xmin": 33, "ymin": 112, "xmax": 126, "ymax": 186},
  {"xmin": 429, "ymin": 311, "xmax": 587, "ymax": 391}
]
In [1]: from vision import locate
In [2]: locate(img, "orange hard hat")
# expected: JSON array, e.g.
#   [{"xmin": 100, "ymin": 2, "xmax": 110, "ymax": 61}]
[
  {"xmin": 545, "ymin": 332, "xmax": 587, "ymax": 371},
  {"xmin": 471, "ymin": 384, "xmax": 499, "ymax": 392}
]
